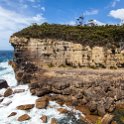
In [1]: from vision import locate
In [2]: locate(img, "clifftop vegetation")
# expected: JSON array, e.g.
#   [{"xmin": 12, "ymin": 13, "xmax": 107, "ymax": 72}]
[{"xmin": 13, "ymin": 23, "xmax": 124, "ymax": 48}]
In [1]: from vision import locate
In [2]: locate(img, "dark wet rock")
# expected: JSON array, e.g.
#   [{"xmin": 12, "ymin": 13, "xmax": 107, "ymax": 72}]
[
  {"xmin": 58, "ymin": 112, "xmax": 91, "ymax": 124},
  {"xmin": 29, "ymin": 83, "xmax": 39, "ymax": 89},
  {"xmin": 35, "ymin": 97, "xmax": 49, "ymax": 109},
  {"xmin": 36, "ymin": 89, "xmax": 51, "ymax": 97},
  {"xmin": 51, "ymin": 118, "xmax": 58, "ymax": 124},
  {"xmin": 0, "ymin": 79, "xmax": 9, "ymax": 89},
  {"xmin": 56, "ymin": 99, "xmax": 64, "ymax": 106},
  {"xmin": 40, "ymin": 115, "xmax": 47, "ymax": 123},
  {"xmin": 57, "ymin": 108, "xmax": 68, "ymax": 114},
  {"xmin": 17, "ymin": 104, "xmax": 34, "ymax": 110},
  {"xmin": 4, "ymin": 88, "xmax": 13, "ymax": 97},
  {"xmin": 18, "ymin": 114, "xmax": 30, "ymax": 122},
  {"xmin": 8, "ymin": 112, "xmax": 17, "ymax": 117}
]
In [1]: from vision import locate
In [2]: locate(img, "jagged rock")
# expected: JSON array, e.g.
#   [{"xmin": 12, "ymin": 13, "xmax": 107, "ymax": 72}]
[
  {"xmin": 56, "ymin": 99, "xmax": 64, "ymax": 106},
  {"xmin": 0, "ymin": 79, "xmax": 9, "ymax": 89},
  {"xmin": 57, "ymin": 108, "xmax": 68, "ymax": 114},
  {"xmin": 101, "ymin": 114, "xmax": 114, "ymax": 124},
  {"xmin": 40, "ymin": 115, "xmax": 47, "ymax": 123},
  {"xmin": 4, "ymin": 88, "xmax": 13, "ymax": 97},
  {"xmin": 8, "ymin": 112, "xmax": 17, "ymax": 117},
  {"xmin": 18, "ymin": 114, "xmax": 30, "ymax": 122},
  {"xmin": 97, "ymin": 102, "xmax": 106, "ymax": 116},
  {"xmin": 13, "ymin": 89, "xmax": 25, "ymax": 94},
  {"xmin": 104, "ymin": 97, "xmax": 114, "ymax": 111},
  {"xmin": 116, "ymin": 103, "xmax": 124, "ymax": 110},
  {"xmin": 35, "ymin": 97, "xmax": 49, "ymax": 109},
  {"xmin": 51, "ymin": 118, "xmax": 58, "ymax": 124},
  {"xmin": 53, "ymin": 82, "xmax": 70, "ymax": 90},
  {"xmin": 17, "ymin": 104, "xmax": 34, "ymax": 110},
  {"xmin": 36, "ymin": 89, "xmax": 51, "ymax": 97},
  {"xmin": 75, "ymin": 92, "xmax": 83, "ymax": 99},
  {"xmin": 83, "ymin": 88, "xmax": 96, "ymax": 100},
  {"xmin": 88, "ymin": 101, "xmax": 97, "ymax": 113}
]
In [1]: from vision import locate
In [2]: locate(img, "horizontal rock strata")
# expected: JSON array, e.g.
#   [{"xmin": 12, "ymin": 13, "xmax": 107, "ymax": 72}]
[{"xmin": 10, "ymin": 36, "xmax": 124, "ymax": 117}]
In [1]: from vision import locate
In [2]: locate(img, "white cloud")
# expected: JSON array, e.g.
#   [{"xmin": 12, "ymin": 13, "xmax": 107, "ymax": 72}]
[
  {"xmin": 84, "ymin": 9, "xmax": 99, "ymax": 16},
  {"xmin": 32, "ymin": 5, "xmax": 45, "ymax": 11},
  {"xmin": 67, "ymin": 21, "xmax": 76, "ymax": 26},
  {"xmin": 92, "ymin": 20, "xmax": 105, "ymax": 26},
  {"xmin": 41, "ymin": 7, "xmax": 45, "ymax": 11},
  {"xmin": 27, "ymin": 0, "xmax": 37, "ymax": 2},
  {"xmin": 109, "ymin": 8, "xmax": 124, "ymax": 20},
  {"xmin": 0, "ymin": 6, "xmax": 45, "ymax": 49},
  {"xmin": 111, "ymin": 0, "xmax": 120, "ymax": 7}
]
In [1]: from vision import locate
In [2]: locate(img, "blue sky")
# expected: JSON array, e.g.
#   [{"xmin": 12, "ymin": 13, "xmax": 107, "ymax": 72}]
[{"xmin": 0, "ymin": 0, "xmax": 124, "ymax": 50}]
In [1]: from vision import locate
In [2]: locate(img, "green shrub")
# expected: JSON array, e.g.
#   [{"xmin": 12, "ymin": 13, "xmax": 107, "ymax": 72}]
[{"xmin": 13, "ymin": 23, "xmax": 124, "ymax": 48}]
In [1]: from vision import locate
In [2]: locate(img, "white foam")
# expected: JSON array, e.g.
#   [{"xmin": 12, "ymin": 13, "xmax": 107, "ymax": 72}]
[
  {"xmin": 0, "ymin": 61, "xmax": 84, "ymax": 124},
  {"xmin": 0, "ymin": 61, "xmax": 17, "ymax": 86},
  {"xmin": 0, "ymin": 85, "xmax": 84, "ymax": 124}
]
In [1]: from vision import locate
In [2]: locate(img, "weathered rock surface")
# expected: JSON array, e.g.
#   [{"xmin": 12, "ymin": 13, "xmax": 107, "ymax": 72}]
[
  {"xmin": 18, "ymin": 114, "xmax": 30, "ymax": 122},
  {"xmin": 35, "ymin": 97, "xmax": 49, "ymax": 109},
  {"xmin": 40, "ymin": 115, "xmax": 47, "ymax": 123},
  {"xmin": 4, "ymin": 88, "xmax": 13, "ymax": 97},
  {"xmin": 101, "ymin": 114, "xmax": 114, "ymax": 124},
  {"xmin": 115, "ymin": 103, "xmax": 124, "ymax": 110},
  {"xmin": 51, "ymin": 118, "xmax": 58, "ymax": 124},
  {"xmin": 8, "ymin": 112, "xmax": 17, "ymax": 117},
  {"xmin": 9, "ymin": 36, "xmax": 124, "ymax": 117},
  {"xmin": 0, "ymin": 79, "xmax": 9, "ymax": 89},
  {"xmin": 57, "ymin": 108, "xmax": 68, "ymax": 114},
  {"xmin": 17, "ymin": 104, "xmax": 34, "ymax": 110}
]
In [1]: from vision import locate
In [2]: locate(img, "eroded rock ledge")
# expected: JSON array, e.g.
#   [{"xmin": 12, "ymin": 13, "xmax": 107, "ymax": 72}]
[{"xmin": 10, "ymin": 36, "xmax": 124, "ymax": 117}]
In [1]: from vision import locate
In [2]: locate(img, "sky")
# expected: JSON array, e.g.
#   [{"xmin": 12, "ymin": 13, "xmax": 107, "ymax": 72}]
[{"xmin": 0, "ymin": 0, "xmax": 124, "ymax": 50}]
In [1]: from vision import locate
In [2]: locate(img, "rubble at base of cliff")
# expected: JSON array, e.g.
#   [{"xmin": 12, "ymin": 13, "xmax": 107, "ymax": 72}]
[
  {"xmin": 0, "ymin": 80, "xmax": 124, "ymax": 124},
  {"xmin": 0, "ymin": 83, "xmax": 93, "ymax": 124}
]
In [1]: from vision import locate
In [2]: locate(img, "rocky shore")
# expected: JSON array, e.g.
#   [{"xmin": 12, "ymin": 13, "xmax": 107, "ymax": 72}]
[
  {"xmin": 1, "ymin": 78, "xmax": 124, "ymax": 124},
  {"xmin": 8, "ymin": 34, "xmax": 124, "ymax": 124},
  {"xmin": 0, "ymin": 79, "xmax": 91, "ymax": 124}
]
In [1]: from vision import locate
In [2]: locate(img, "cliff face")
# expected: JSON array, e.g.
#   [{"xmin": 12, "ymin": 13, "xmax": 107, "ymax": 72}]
[
  {"xmin": 10, "ymin": 36, "xmax": 124, "ymax": 69},
  {"xmin": 10, "ymin": 36, "xmax": 124, "ymax": 117}
]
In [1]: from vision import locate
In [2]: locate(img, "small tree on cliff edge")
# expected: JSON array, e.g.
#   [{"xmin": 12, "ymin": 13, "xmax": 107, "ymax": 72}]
[{"xmin": 76, "ymin": 15, "xmax": 84, "ymax": 26}]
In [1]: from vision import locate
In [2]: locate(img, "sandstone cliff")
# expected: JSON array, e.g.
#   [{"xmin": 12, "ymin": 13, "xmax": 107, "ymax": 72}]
[
  {"xmin": 9, "ymin": 24, "xmax": 124, "ymax": 121},
  {"xmin": 9, "ymin": 36, "xmax": 124, "ymax": 117}
]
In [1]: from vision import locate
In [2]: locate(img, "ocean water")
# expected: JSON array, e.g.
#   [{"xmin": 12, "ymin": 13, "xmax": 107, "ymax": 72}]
[
  {"xmin": 0, "ymin": 50, "xmax": 17, "ymax": 86},
  {"xmin": 0, "ymin": 51, "xmax": 85, "ymax": 124}
]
